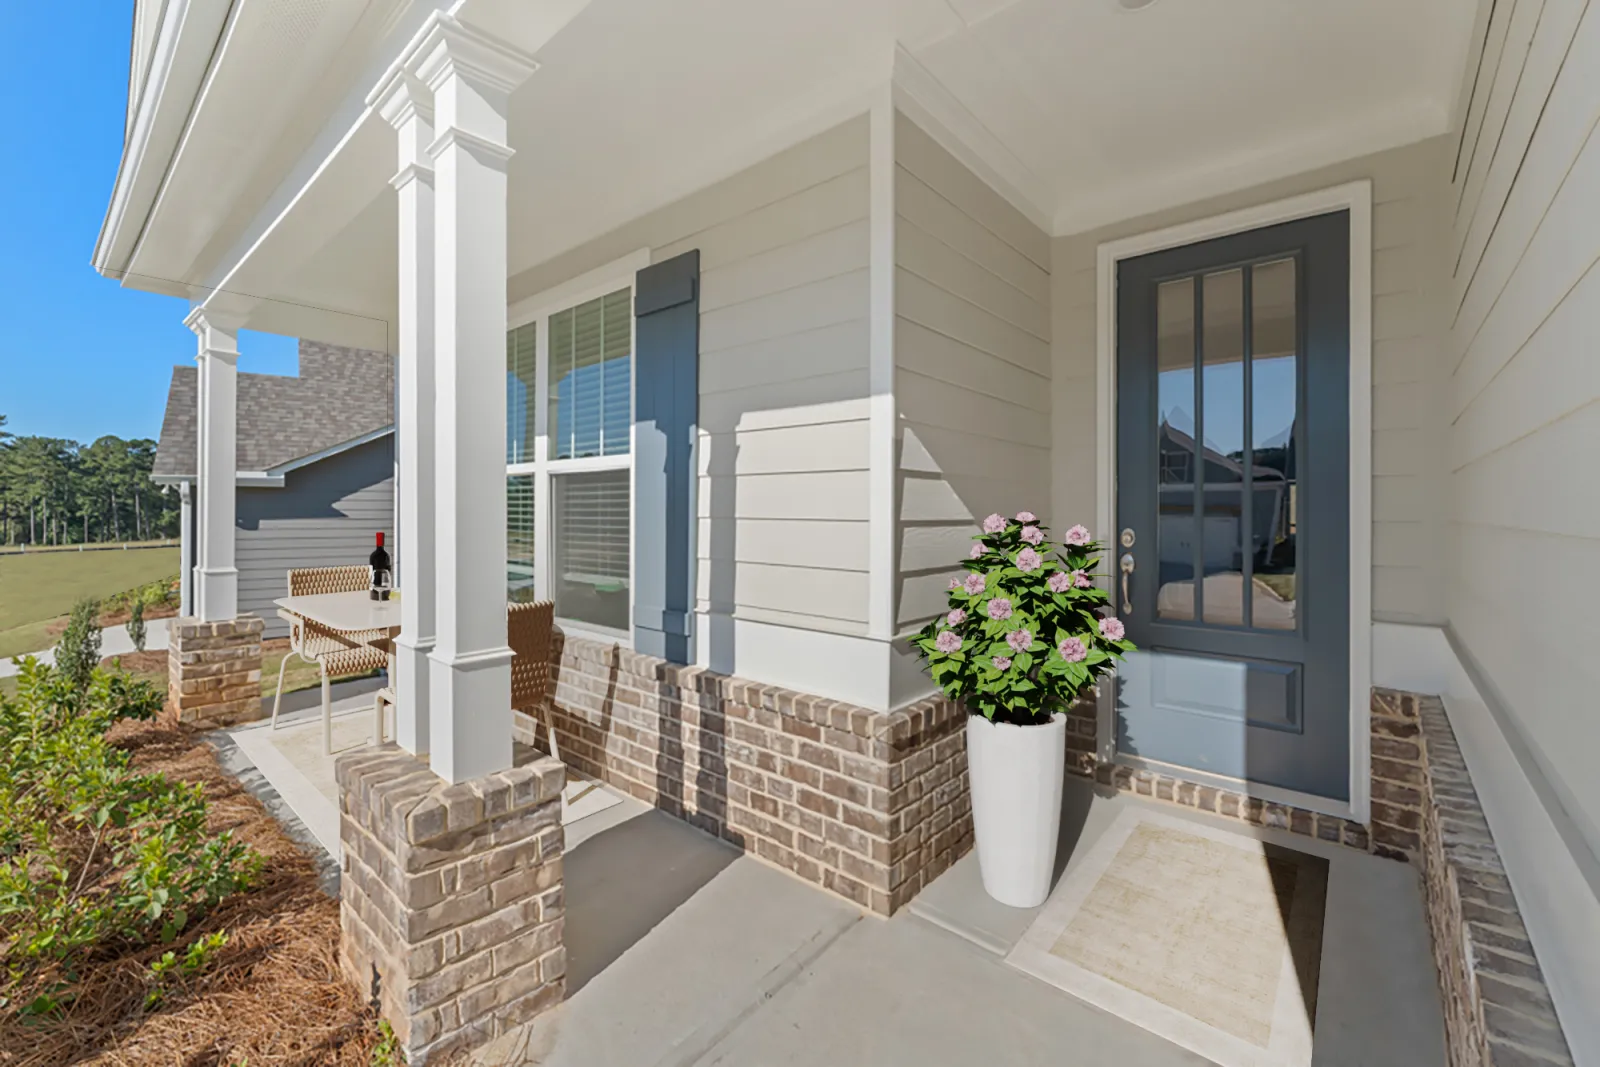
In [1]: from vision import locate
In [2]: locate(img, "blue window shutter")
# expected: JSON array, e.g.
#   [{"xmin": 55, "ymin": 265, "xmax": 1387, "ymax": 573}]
[{"xmin": 633, "ymin": 250, "xmax": 699, "ymax": 663}]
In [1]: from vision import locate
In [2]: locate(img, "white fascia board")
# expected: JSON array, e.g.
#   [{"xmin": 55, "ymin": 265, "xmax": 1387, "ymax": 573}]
[
  {"xmin": 150, "ymin": 472, "xmax": 286, "ymax": 488},
  {"xmin": 94, "ymin": 0, "xmax": 232, "ymax": 282},
  {"xmin": 265, "ymin": 425, "xmax": 395, "ymax": 478}
]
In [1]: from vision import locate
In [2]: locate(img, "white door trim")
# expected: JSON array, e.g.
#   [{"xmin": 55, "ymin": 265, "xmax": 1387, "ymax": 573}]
[{"xmin": 1093, "ymin": 180, "xmax": 1374, "ymax": 825}]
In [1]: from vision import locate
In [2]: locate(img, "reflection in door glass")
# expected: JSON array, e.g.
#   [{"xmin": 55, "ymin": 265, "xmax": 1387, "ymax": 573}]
[
  {"xmin": 1250, "ymin": 258, "xmax": 1298, "ymax": 630},
  {"xmin": 1155, "ymin": 277, "xmax": 1196, "ymax": 621},
  {"xmin": 1200, "ymin": 269, "xmax": 1245, "ymax": 625}
]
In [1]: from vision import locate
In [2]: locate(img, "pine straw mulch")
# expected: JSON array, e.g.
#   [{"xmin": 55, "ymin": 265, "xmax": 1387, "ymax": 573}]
[{"xmin": 0, "ymin": 713, "xmax": 381, "ymax": 1067}]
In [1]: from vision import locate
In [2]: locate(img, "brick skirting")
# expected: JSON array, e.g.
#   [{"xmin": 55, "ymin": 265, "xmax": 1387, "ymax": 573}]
[
  {"xmin": 166, "ymin": 616, "xmax": 263, "ymax": 725},
  {"xmin": 518, "ymin": 634, "xmax": 971, "ymax": 915},
  {"xmin": 1408, "ymin": 693, "xmax": 1573, "ymax": 1067},
  {"xmin": 336, "ymin": 747, "xmax": 567, "ymax": 1065}
]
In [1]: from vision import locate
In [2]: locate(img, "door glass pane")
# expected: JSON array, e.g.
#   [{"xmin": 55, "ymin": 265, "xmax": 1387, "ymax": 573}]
[
  {"xmin": 506, "ymin": 324, "xmax": 537, "ymax": 463},
  {"xmin": 1249, "ymin": 258, "xmax": 1298, "ymax": 630},
  {"xmin": 1156, "ymin": 277, "xmax": 1196, "ymax": 621},
  {"xmin": 1200, "ymin": 268, "xmax": 1245, "ymax": 625},
  {"xmin": 507, "ymin": 474, "xmax": 537, "ymax": 602},
  {"xmin": 552, "ymin": 469, "xmax": 630, "ymax": 630},
  {"xmin": 549, "ymin": 287, "xmax": 632, "ymax": 460}
]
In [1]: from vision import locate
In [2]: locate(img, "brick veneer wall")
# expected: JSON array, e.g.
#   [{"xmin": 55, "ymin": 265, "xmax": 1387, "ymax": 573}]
[
  {"xmin": 336, "ymin": 748, "xmax": 567, "ymax": 1065},
  {"xmin": 1408, "ymin": 693, "xmax": 1574, "ymax": 1067},
  {"xmin": 166, "ymin": 616, "xmax": 263, "ymax": 724},
  {"xmin": 519, "ymin": 634, "xmax": 971, "ymax": 915}
]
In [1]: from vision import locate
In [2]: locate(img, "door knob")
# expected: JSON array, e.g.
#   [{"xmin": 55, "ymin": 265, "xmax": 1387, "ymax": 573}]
[{"xmin": 1119, "ymin": 552, "xmax": 1135, "ymax": 615}]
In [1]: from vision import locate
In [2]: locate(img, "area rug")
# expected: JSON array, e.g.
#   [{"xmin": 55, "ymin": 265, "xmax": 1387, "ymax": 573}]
[{"xmin": 1005, "ymin": 807, "xmax": 1328, "ymax": 1067}]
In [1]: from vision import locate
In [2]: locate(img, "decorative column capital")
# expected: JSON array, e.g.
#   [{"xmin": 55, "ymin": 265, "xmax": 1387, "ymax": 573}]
[
  {"xmin": 369, "ymin": 68, "xmax": 434, "ymax": 131},
  {"xmin": 184, "ymin": 306, "xmax": 246, "ymax": 359},
  {"xmin": 412, "ymin": 15, "xmax": 538, "ymax": 99}
]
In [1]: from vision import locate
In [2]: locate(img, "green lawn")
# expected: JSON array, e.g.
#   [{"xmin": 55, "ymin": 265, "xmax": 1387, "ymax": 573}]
[{"xmin": 0, "ymin": 547, "xmax": 181, "ymax": 660}]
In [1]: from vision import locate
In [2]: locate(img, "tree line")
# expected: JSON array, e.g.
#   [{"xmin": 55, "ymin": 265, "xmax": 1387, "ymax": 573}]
[{"xmin": 0, "ymin": 414, "xmax": 180, "ymax": 546}]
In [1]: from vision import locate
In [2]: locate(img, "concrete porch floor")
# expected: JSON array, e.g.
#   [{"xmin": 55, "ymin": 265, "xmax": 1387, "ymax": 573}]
[
  {"xmin": 219, "ymin": 689, "xmax": 1446, "ymax": 1066},
  {"xmin": 479, "ymin": 776, "xmax": 1447, "ymax": 1067}
]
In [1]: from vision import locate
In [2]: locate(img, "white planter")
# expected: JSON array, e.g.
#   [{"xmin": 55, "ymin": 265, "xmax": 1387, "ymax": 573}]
[{"xmin": 966, "ymin": 712, "xmax": 1067, "ymax": 908}]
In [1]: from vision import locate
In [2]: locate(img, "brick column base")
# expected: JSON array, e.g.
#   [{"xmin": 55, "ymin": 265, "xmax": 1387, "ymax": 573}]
[
  {"xmin": 166, "ymin": 616, "xmax": 263, "ymax": 725},
  {"xmin": 336, "ymin": 747, "xmax": 566, "ymax": 1066}
]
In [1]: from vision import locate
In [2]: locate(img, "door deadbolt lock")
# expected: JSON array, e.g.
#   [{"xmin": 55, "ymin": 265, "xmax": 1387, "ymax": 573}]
[{"xmin": 1120, "ymin": 528, "xmax": 1136, "ymax": 548}]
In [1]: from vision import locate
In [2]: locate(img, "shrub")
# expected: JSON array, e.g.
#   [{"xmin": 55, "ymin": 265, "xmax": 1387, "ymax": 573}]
[
  {"xmin": 908, "ymin": 512, "xmax": 1134, "ymax": 726},
  {"xmin": 55, "ymin": 598, "xmax": 102, "ymax": 693},
  {"xmin": 127, "ymin": 600, "xmax": 147, "ymax": 654},
  {"xmin": 0, "ymin": 659, "xmax": 258, "ymax": 1016}
]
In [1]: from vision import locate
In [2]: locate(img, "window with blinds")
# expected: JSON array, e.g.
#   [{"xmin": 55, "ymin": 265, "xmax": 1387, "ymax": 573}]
[
  {"xmin": 552, "ymin": 469, "xmax": 629, "ymax": 630},
  {"xmin": 548, "ymin": 287, "xmax": 631, "ymax": 460},
  {"xmin": 507, "ymin": 322, "xmax": 537, "ymax": 464},
  {"xmin": 507, "ymin": 474, "xmax": 537, "ymax": 603}
]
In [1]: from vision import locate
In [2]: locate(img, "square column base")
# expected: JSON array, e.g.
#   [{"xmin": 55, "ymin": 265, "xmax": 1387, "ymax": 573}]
[
  {"xmin": 336, "ymin": 746, "xmax": 566, "ymax": 1065},
  {"xmin": 166, "ymin": 616, "xmax": 264, "ymax": 725}
]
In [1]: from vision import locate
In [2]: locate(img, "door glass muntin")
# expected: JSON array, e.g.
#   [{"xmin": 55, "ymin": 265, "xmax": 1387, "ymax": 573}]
[{"xmin": 1147, "ymin": 251, "xmax": 1302, "ymax": 634}]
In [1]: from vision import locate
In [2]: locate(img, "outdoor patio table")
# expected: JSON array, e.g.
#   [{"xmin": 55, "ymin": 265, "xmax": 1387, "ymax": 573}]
[{"xmin": 274, "ymin": 591, "xmax": 401, "ymax": 755}]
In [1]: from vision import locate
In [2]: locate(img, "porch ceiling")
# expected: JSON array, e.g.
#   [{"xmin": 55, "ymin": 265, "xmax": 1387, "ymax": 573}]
[{"xmin": 240, "ymin": 0, "xmax": 1477, "ymax": 341}]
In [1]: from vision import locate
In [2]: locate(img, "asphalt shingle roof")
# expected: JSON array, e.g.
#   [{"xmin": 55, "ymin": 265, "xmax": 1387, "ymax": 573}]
[{"xmin": 153, "ymin": 340, "xmax": 394, "ymax": 478}]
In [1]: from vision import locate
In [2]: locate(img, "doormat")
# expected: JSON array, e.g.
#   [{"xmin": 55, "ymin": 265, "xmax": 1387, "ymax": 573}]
[{"xmin": 1006, "ymin": 808, "xmax": 1327, "ymax": 1067}]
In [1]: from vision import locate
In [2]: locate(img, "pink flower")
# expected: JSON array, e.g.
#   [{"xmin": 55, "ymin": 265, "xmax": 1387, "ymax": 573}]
[
  {"xmin": 1064, "ymin": 524, "xmax": 1091, "ymax": 546},
  {"xmin": 948, "ymin": 576, "xmax": 962, "ymax": 590},
  {"xmin": 986, "ymin": 597, "xmax": 1013, "ymax": 620},
  {"xmin": 1006, "ymin": 629, "xmax": 1033, "ymax": 653},
  {"xmin": 1047, "ymin": 572, "xmax": 1072, "ymax": 593},
  {"xmin": 969, "ymin": 542, "xmax": 987, "ymax": 559},
  {"xmin": 1015, "ymin": 511, "xmax": 1038, "ymax": 523},
  {"xmin": 946, "ymin": 608, "xmax": 967, "ymax": 626},
  {"xmin": 1020, "ymin": 525, "xmax": 1044, "ymax": 546},
  {"xmin": 963, "ymin": 573, "xmax": 986, "ymax": 596},
  {"xmin": 1073, "ymin": 570, "xmax": 1093, "ymax": 589},
  {"xmin": 1057, "ymin": 636, "xmax": 1087, "ymax": 662},
  {"xmin": 1016, "ymin": 547, "xmax": 1043, "ymax": 572},
  {"xmin": 934, "ymin": 630, "xmax": 963, "ymax": 653},
  {"xmin": 982, "ymin": 513, "xmax": 1009, "ymax": 534},
  {"xmin": 992, "ymin": 655, "xmax": 1013, "ymax": 672},
  {"xmin": 1099, "ymin": 616, "xmax": 1126, "ymax": 641}
]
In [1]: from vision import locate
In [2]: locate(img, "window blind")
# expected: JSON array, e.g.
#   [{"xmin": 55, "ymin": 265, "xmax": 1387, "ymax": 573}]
[
  {"xmin": 548, "ymin": 287, "xmax": 631, "ymax": 460},
  {"xmin": 552, "ymin": 468, "xmax": 629, "ymax": 629},
  {"xmin": 507, "ymin": 474, "xmax": 537, "ymax": 602},
  {"xmin": 506, "ymin": 322, "xmax": 537, "ymax": 464}
]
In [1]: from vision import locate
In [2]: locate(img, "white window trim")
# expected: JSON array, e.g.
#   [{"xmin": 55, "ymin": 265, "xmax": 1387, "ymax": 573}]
[{"xmin": 508, "ymin": 248, "xmax": 650, "ymax": 644}]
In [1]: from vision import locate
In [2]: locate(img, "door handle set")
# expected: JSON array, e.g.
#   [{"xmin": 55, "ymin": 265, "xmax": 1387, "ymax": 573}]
[{"xmin": 1119, "ymin": 528, "xmax": 1136, "ymax": 615}]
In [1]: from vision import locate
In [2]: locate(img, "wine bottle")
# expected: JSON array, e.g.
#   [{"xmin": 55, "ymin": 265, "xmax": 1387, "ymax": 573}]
[{"xmin": 370, "ymin": 532, "xmax": 392, "ymax": 601}]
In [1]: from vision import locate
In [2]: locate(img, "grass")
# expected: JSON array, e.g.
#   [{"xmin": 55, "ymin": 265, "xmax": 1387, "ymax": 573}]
[{"xmin": 0, "ymin": 547, "xmax": 180, "ymax": 660}]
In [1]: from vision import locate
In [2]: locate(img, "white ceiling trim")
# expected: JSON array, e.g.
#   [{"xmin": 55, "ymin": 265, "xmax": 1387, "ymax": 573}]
[
  {"xmin": 1053, "ymin": 95, "xmax": 1450, "ymax": 237},
  {"xmin": 889, "ymin": 44, "xmax": 1056, "ymax": 234}
]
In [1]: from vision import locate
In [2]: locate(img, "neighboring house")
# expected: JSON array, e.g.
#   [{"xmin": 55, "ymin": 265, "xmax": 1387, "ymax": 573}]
[
  {"xmin": 97, "ymin": 1, "xmax": 1597, "ymax": 1063},
  {"xmin": 151, "ymin": 341, "xmax": 394, "ymax": 637}
]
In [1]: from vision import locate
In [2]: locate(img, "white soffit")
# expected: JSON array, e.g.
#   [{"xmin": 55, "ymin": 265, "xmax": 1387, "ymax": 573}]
[{"xmin": 903, "ymin": 0, "xmax": 1475, "ymax": 234}]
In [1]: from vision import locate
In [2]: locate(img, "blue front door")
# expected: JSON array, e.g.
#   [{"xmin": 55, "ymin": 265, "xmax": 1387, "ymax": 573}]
[{"xmin": 1114, "ymin": 212, "xmax": 1350, "ymax": 801}]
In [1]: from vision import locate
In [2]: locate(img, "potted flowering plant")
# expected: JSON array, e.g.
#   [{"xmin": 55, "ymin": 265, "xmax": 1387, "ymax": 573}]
[{"xmin": 909, "ymin": 512, "xmax": 1133, "ymax": 907}]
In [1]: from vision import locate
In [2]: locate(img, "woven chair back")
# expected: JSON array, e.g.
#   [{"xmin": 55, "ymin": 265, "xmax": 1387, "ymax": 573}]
[
  {"xmin": 508, "ymin": 600, "xmax": 555, "ymax": 713},
  {"xmin": 284, "ymin": 566, "xmax": 390, "ymax": 675}
]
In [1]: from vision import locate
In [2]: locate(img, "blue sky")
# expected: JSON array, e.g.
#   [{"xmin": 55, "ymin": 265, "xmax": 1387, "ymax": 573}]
[{"xmin": 0, "ymin": 5, "xmax": 298, "ymax": 446}]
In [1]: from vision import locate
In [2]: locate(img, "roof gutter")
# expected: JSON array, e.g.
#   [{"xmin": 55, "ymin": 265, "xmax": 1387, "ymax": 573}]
[{"xmin": 93, "ymin": 0, "xmax": 235, "ymax": 283}]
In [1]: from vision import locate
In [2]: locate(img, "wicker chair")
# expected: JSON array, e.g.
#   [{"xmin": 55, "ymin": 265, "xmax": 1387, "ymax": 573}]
[
  {"xmin": 373, "ymin": 600, "xmax": 557, "ymax": 760},
  {"xmin": 273, "ymin": 565, "xmax": 391, "ymax": 754}
]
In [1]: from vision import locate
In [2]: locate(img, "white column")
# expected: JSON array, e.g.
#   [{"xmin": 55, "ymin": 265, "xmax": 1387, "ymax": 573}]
[
  {"xmin": 372, "ymin": 68, "xmax": 437, "ymax": 757},
  {"xmin": 179, "ymin": 481, "xmax": 194, "ymax": 617},
  {"xmin": 417, "ymin": 17, "xmax": 536, "ymax": 783},
  {"xmin": 186, "ymin": 309, "xmax": 242, "ymax": 622}
]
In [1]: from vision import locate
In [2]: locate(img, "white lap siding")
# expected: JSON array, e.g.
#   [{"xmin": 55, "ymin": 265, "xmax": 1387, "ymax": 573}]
[
  {"xmin": 508, "ymin": 117, "xmax": 873, "ymax": 643},
  {"xmin": 892, "ymin": 112, "xmax": 1053, "ymax": 629}
]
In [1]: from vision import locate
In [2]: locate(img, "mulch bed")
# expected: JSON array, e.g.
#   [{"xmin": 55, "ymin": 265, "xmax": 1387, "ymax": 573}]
[{"xmin": 0, "ymin": 714, "xmax": 379, "ymax": 1066}]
